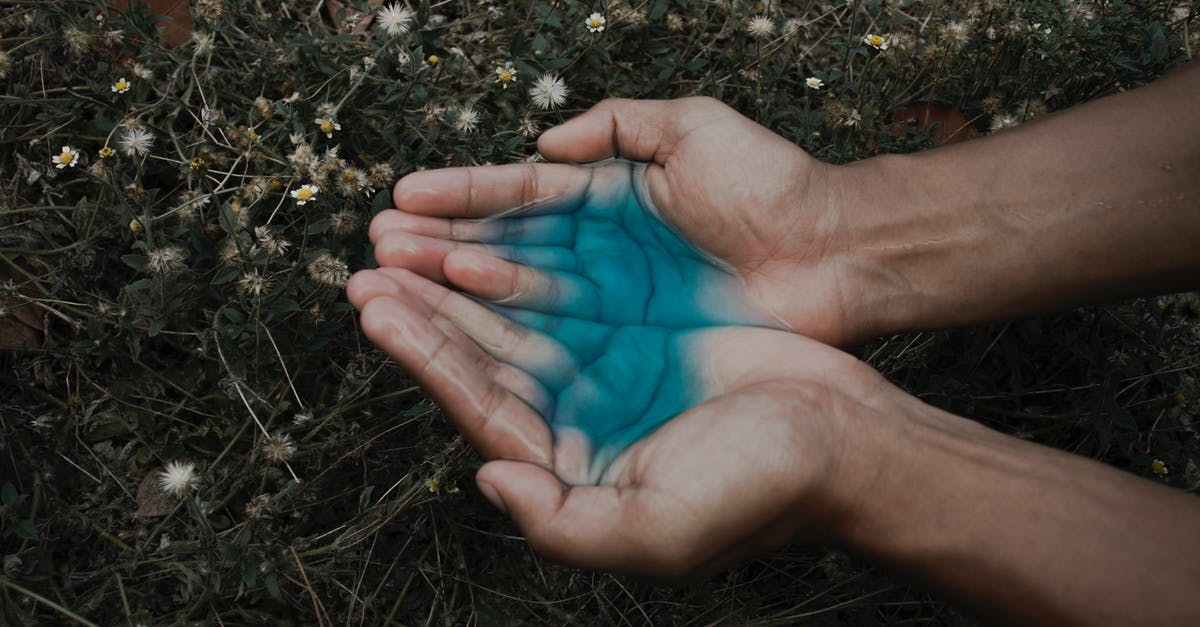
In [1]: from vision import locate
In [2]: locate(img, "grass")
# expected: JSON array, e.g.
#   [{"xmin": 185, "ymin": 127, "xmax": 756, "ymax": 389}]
[{"xmin": 1, "ymin": 0, "xmax": 1197, "ymax": 624}]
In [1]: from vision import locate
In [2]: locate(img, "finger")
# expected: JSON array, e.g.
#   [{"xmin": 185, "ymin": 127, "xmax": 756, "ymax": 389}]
[
  {"xmin": 537, "ymin": 97, "xmax": 730, "ymax": 164},
  {"xmin": 487, "ymin": 304, "xmax": 616, "ymax": 364},
  {"xmin": 351, "ymin": 269, "xmax": 556, "ymax": 416},
  {"xmin": 369, "ymin": 210, "xmax": 578, "ymax": 247},
  {"xmin": 374, "ymin": 232, "xmax": 580, "ymax": 279},
  {"xmin": 442, "ymin": 249, "xmax": 599, "ymax": 320},
  {"xmin": 380, "ymin": 267, "xmax": 583, "ymax": 393},
  {"xmin": 392, "ymin": 163, "xmax": 593, "ymax": 219},
  {"xmin": 358, "ymin": 294, "xmax": 553, "ymax": 465}
]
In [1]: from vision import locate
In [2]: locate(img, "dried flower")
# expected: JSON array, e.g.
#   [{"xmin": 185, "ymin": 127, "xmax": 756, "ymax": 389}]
[
  {"xmin": 990, "ymin": 112, "xmax": 1019, "ymax": 132},
  {"xmin": 315, "ymin": 117, "xmax": 341, "ymax": 138},
  {"xmin": 307, "ymin": 253, "xmax": 350, "ymax": 287},
  {"xmin": 237, "ymin": 271, "xmax": 272, "ymax": 296},
  {"xmin": 452, "ymin": 106, "xmax": 481, "ymax": 133},
  {"xmin": 337, "ymin": 168, "xmax": 371, "ymax": 197},
  {"xmin": 261, "ymin": 432, "xmax": 296, "ymax": 463},
  {"xmin": 376, "ymin": 4, "xmax": 415, "ymax": 37},
  {"xmin": 330, "ymin": 209, "xmax": 361, "ymax": 236},
  {"xmin": 254, "ymin": 226, "xmax": 291, "ymax": 258},
  {"xmin": 158, "ymin": 460, "xmax": 197, "ymax": 496},
  {"xmin": 192, "ymin": 31, "xmax": 215, "ymax": 56},
  {"xmin": 746, "ymin": 16, "xmax": 775, "ymax": 40},
  {"xmin": 368, "ymin": 162, "xmax": 395, "ymax": 188},
  {"xmin": 529, "ymin": 74, "xmax": 568, "ymax": 110},
  {"xmin": 118, "ymin": 127, "xmax": 154, "ymax": 157},
  {"xmin": 146, "ymin": 246, "xmax": 186, "ymax": 274}
]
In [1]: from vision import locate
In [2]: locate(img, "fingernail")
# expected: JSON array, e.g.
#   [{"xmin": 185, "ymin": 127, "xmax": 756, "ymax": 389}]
[{"xmin": 477, "ymin": 480, "xmax": 508, "ymax": 515}]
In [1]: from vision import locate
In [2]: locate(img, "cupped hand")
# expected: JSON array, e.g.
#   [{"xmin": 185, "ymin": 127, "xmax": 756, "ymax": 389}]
[
  {"xmin": 347, "ymin": 268, "xmax": 898, "ymax": 577},
  {"xmin": 371, "ymin": 98, "xmax": 878, "ymax": 345}
]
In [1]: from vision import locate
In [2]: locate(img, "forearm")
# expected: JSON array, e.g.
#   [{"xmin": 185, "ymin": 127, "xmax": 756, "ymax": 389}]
[
  {"xmin": 835, "ymin": 60, "xmax": 1200, "ymax": 337},
  {"xmin": 834, "ymin": 399, "xmax": 1200, "ymax": 626}
]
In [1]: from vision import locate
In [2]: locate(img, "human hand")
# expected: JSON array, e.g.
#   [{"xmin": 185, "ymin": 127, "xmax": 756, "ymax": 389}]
[
  {"xmin": 347, "ymin": 267, "xmax": 899, "ymax": 576},
  {"xmin": 370, "ymin": 98, "xmax": 887, "ymax": 345}
]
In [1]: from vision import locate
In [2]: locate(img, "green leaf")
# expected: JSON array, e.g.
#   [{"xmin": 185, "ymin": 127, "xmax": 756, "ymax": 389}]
[
  {"xmin": 121, "ymin": 254, "xmax": 147, "ymax": 272},
  {"xmin": 219, "ymin": 203, "xmax": 239, "ymax": 234},
  {"xmin": 14, "ymin": 519, "xmax": 38, "ymax": 540}
]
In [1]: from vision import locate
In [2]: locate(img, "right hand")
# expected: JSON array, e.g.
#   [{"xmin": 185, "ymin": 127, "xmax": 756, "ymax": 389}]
[{"xmin": 370, "ymin": 97, "xmax": 889, "ymax": 345}]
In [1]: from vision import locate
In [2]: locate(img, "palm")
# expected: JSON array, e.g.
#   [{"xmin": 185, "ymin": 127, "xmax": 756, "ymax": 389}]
[
  {"xmin": 348, "ymin": 264, "xmax": 857, "ymax": 494},
  {"xmin": 370, "ymin": 99, "xmax": 854, "ymax": 341}
]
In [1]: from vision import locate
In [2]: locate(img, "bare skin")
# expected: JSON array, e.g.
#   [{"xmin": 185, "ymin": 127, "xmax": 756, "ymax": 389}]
[{"xmin": 350, "ymin": 60, "xmax": 1200, "ymax": 625}]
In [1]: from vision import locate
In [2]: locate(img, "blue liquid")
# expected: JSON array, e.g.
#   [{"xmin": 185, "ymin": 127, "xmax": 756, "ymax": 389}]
[{"xmin": 468, "ymin": 160, "xmax": 769, "ymax": 482}]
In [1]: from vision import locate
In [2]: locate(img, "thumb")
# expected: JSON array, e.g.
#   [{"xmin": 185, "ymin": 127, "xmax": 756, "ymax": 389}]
[
  {"xmin": 537, "ymin": 97, "xmax": 727, "ymax": 164},
  {"xmin": 476, "ymin": 459, "xmax": 684, "ymax": 576}
]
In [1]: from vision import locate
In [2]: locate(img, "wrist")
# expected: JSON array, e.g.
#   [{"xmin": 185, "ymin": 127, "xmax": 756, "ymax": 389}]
[{"xmin": 824, "ymin": 150, "xmax": 1021, "ymax": 340}]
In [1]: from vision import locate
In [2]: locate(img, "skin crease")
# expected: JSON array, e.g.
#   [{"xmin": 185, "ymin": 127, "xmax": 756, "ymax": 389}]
[{"xmin": 352, "ymin": 60, "xmax": 1200, "ymax": 625}]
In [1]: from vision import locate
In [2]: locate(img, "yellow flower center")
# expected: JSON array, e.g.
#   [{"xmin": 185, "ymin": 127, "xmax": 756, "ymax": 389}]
[
  {"xmin": 588, "ymin": 17, "xmax": 603, "ymax": 28},
  {"xmin": 116, "ymin": 80, "xmax": 127, "ymax": 91},
  {"xmin": 59, "ymin": 151, "xmax": 74, "ymax": 164},
  {"xmin": 320, "ymin": 120, "xmax": 334, "ymax": 134},
  {"xmin": 190, "ymin": 157, "xmax": 205, "ymax": 170},
  {"xmin": 427, "ymin": 54, "xmax": 440, "ymax": 65},
  {"xmin": 867, "ymin": 35, "xmax": 884, "ymax": 46},
  {"xmin": 296, "ymin": 188, "xmax": 314, "ymax": 201},
  {"xmin": 498, "ymin": 69, "xmax": 514, "ymax": 83},
  {"xmin": 99, "ymin": 147, "xmax": 115, "ymax": 158},
  {"xmin": 246, "ymin": 130, "xmax": 259, "ymax": 141}
]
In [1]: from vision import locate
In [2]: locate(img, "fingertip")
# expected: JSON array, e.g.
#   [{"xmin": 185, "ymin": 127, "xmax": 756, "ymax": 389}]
[
  {"xmin": 368, "ymin": 209, "xmax": 403, "ymax": 243},
  {"xmin": 345, "ymin": 269, "xmax": 397, "ymax": 309},
  {"xmin": 393, "ymin": 169, "xmax": 468, "ymax": 214},
  {"xmin": 476, "ymin": 460, "xmax": 566, "ymax": 521},
  {"xmin": 358, "ymin": 295, "xmax": 404, "ymax": 342}
]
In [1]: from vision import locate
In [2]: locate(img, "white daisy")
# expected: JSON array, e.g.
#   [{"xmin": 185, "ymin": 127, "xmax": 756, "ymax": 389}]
[
  {"xmin": 495, "ymin": 62, "xmax": 518, "ymax": 89},
  {"xmin": 52, "ymin": 145, "xmax": 80, "ymax": 169},
  {"xmin": 863, "ymin": 33, "xmax": 889, "ymax": 50},
  {"xmin": 528, "ymin": 73, "xmax": 568, "ymax": 110},
  {"xmin": 291, "ymin": 184, "xmax": 320, "ymax": 205},
  {"xmin": 584, "ymin": 12, "xmax": 606, "ymax": 33},
  {"xmin": 111, "ymin": 77, "xmax": 131, "ymax": 93},
  {"xmin": 805, "ymin": 76, "xmax": 824, "ymax": 90}
]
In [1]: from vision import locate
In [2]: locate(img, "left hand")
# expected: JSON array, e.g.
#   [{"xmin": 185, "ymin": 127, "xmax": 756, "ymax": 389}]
[{"xmin": 347, "ymin": 268, "xmax": 900, "ymax": 577}]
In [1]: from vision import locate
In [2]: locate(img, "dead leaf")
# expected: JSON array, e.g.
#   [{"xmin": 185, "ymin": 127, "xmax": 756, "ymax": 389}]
[
  {"xmin": 890, "ymin": 102, "xmax": 980, "ymax": 145},
  {"xmin": 326, "ymin": 0, "xmax": 386, "ymax": 33},
  {"xmin": 0, "ymin": 263, "xmax": 45, "ymax": 351},
  {"xmin": 112, "ymin": 0, "xmax": 194, "ymax": 48},
  {"xmin": 136, "ymin": 472, "xmax": 173, "ymax": 519}
]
